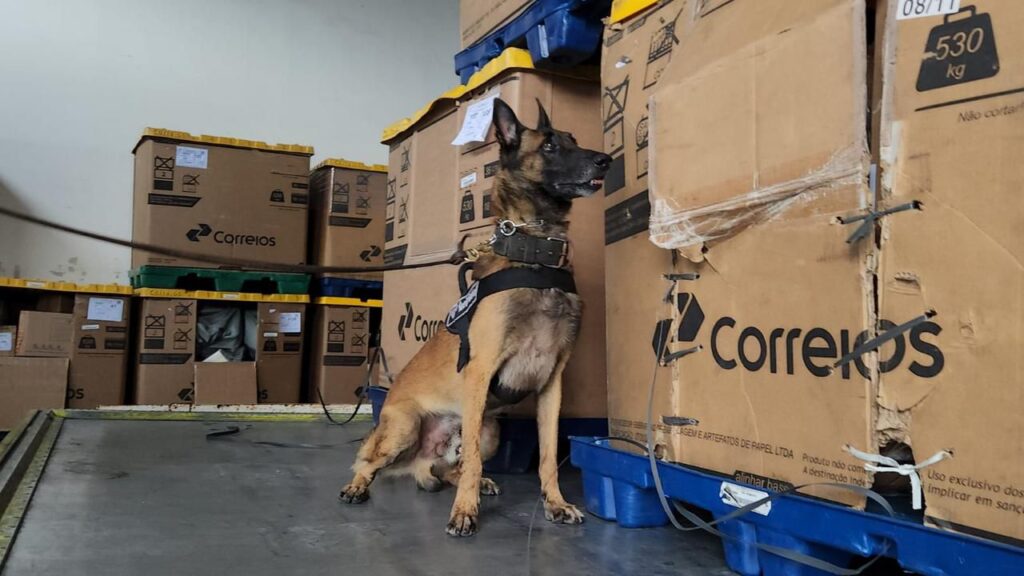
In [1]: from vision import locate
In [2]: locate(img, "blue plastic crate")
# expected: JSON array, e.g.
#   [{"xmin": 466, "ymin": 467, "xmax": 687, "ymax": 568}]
[
  {"xmin": 455, "ymin": 0, "xmax": 612, "ymax": 83},
  {"xmin": 570, "ymin": 437, "xmax": 1024, "ymax": 576},
  {"xmin": 367, "ymin": 386, "xmax": 606, "ymax": 473},
  {"xmin": 318, "ymin": 277, "xmax": 383, "ymax": 299}
]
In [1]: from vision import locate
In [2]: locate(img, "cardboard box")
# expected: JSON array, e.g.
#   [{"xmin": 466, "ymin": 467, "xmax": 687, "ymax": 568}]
[
  {"xmin": 310, "ymin": 304, "xmax": 372, "ymax": 404},
  {"xmin": 67, "ymin": 295, "xmax": 130, "ymax": 408},
  {"xmin": 131, "ymin": 129, "xmax": 312, "ymax": 269},
  {"xmin": 0, "ymin": 326, "xmax": 14, "ymax": 357},
  {"xmin": 255, "ymin": 302, "xmax": 305, "ymax": 404},
  {"xmin": 308, "ymin": 159, "xmax": 388, "ymax": 281},
  {"xmin": 600, "ymin": 0, "xmax": 684, "ymax": 446},
  {"xmin": 385, "ymin": 104, "xmax": 462, "ymax": 267},
  {"xmin": 194, "ymin": 362, "xmax": 257, "ymax": 405},
  {"xmin": 630, "ymin": 0, "xmax": 876, "ymax": 506},
  {"xmin": 135, "ymin": 298, "xmax": 197, "ymax": 404},
  {"xmin": 460, "ymin": 0, "xmax": 532, "ymax": 48},
  {"xmin": 0, "ymin": 357, "xmax": 68, "ymax": 430},
  {"xmin": 15, "ymin": 311, "xmax": 73, "ymax": 358},
  {"xmin": 877, "ymin": 0, "xmax": 1024, "ymax": 541}
]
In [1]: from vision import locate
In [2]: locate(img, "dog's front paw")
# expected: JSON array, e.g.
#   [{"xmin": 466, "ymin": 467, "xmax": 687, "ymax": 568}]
[
  {"xmin": 339, "ymin": 483, "xmax": 369, "ymax": 504},
  {"xmin": 446, "ymin": 507, "xmax": 479, "ymax": 537},
  {"xmin": 479, "ymin": 477, "xmax": 501, "ymax": 496},
  {"xmin": 544, "ymin": 500, "xmax": 584, "ymax": 525}
]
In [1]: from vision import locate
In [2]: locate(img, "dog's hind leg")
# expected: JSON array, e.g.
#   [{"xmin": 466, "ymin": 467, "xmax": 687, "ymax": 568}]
[
  {"xmin": 442, "ymin": 417, "xmax": 501, "ymax": 496},
  {"xmin": 537, "ymin": 355, "xmax": 583, "ymax": 525},
  {"xmin": 340, "ymin": 402, "xmax": 420, "ymax": 504}
]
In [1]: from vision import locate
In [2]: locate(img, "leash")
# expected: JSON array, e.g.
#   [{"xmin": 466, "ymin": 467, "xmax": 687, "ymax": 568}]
[{"xmin": 0, "ymin": 203, "xmax": 465, "ymax": 274}]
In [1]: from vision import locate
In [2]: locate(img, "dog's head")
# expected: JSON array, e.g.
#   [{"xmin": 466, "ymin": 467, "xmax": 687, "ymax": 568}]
[{"xmin": 492, "ymin": 98, "xmax": 612, "ymax": 201}]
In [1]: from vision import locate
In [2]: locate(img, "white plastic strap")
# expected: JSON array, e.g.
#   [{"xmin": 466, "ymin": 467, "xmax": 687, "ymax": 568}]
[{"xmin": 844, "ymin": 445, "xmax": 952, "ymax": 510}]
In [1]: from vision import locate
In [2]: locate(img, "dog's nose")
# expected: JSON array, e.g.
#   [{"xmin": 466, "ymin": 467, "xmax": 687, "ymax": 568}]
[{"xmin": 593, "ymin": 153, "xmax": 612, "ymax": 170}]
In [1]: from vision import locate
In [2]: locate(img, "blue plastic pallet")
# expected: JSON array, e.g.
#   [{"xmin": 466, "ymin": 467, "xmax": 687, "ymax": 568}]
[
  {"xmin": 318, "ymin": 277, "xmax": 383, "ymax": 299},
  {"xmin": 454, "ymin": 0, "xmax": 612, "ymax": 83},
  {"xmin": 570, "ymin": 437, "xmax": 1024, "ymax": 576},
  {"xmin": 369, "ymin": 387, "xmax": 606, "ymax": 473}
]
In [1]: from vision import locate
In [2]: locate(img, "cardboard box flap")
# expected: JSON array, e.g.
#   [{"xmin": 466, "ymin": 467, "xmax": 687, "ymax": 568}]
[
  {"xmin": 134, "ymin": 127, "xmax": 313, "ymax": 156},
  {"xmin": 649, "ymin": 0, "xmax": 870, "ymax": 253}
]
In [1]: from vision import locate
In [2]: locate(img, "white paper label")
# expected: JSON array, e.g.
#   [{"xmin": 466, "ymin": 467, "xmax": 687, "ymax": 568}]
[
  {"xmin": 26, "ymin": 281, "xmax": 45, "ymax": 288},
  {"xmin": 263, "ymin": 332, "xmax": 278, "ymax": 338},
  {"xmin": 176, "ymin": 145, "xmax": 209, "ymax": 169},
  {"xmin": 719, "ymin": 482, "xmax": 772, "ymax": 516},
  {"xmin": 460, "ymin": 172, "xmax": 478, "ymax": 189},
  {"xmin": 81, "ymin": 324, "xmax": 101, "ymax": 331},
  {"xmin": 278, "ymin": 312, "xmax": 301, "ymax": 334},
  {"xmin": 896, "ymin": 0, "xmax": 960, "ymax": 20},
  {"xmin": 0, "ymin": 333, "xmax": 11, "ymax": 352},
  {"xmin": 87, "ymin": 297, "xmax": 124, "ymax": 322},
  {"xmin": 451, "ymin": 93, "xmax": 499, "ymax": 145}
]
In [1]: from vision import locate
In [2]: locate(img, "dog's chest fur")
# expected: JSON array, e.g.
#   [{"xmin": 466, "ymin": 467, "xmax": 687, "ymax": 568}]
[{"xmin": 489, "ymin": 286, "xmax": 582, "ymax": 406}]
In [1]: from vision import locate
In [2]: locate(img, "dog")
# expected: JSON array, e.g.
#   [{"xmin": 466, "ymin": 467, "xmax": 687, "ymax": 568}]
[{"xmin": 339, "ymin": 97, "xmax": 611, "ymax": 537}]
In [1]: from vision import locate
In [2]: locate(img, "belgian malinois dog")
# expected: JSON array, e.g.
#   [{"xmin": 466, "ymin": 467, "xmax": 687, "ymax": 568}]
[{"xmin": 340, "ymin": 98, "xmax": 611, "ymax": 537}]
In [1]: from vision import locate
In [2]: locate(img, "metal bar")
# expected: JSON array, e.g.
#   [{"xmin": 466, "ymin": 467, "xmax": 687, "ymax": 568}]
[
  {"xmin": 55, "ymin": 409, "xmax": 372, "ymax": 424},
  {"xmin": 0, "ymin": 413, "xmax": 62, "ymax": 570}
]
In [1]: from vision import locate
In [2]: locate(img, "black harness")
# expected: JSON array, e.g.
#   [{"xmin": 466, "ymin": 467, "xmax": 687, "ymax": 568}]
[{"xmin": 444, "ymin": 226, "xmax": 576, "ymax": 375}]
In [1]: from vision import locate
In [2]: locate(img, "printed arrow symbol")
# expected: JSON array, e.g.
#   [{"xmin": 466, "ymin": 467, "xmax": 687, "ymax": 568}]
[
  {"xmin": 359, "ymin": 245, "xmax": 383, "ymax": 262},
  {"xmin": 186, "ymin": 223, "xmax": 212, "ymax": 242}
]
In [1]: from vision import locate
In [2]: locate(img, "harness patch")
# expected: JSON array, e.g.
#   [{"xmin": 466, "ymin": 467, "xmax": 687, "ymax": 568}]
[{"xmin": 445, "ymin": 282, "xmax": 480, "ymax": 329}]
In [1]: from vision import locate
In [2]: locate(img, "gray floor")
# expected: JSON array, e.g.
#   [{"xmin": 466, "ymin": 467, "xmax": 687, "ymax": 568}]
[{"xmin": 3, "ymin": 418, "xmax": 734, "ymax": 576}]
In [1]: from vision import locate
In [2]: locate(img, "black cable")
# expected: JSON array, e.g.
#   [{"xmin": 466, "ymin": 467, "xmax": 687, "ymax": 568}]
[{"xmin": 316, "ymin": 347, "xmax": 383, "ymax": 426}]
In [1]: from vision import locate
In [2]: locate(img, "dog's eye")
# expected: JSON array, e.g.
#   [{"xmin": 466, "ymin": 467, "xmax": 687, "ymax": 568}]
[{"xmin": 542, "ymin": 140, "xmax": 557, "ymax": 153}]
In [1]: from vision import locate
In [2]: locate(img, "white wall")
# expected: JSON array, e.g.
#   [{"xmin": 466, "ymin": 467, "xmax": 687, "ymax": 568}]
[{"xmin": 0, "ymin": 0, "xmax": 459, "ymax": 283}]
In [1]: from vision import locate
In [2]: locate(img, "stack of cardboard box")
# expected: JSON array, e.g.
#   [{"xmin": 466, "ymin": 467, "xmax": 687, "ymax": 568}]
[
  {"xmin": 306, "ymin": 159, "xmax": 388, "ymax": 405},
  {"xmin": 379, "ymin": 49, "xmax": 608, "ymax": 419},
  {"xmin": 602, "ymin": 0, "xmax": 1023, "ymax": 544},
  {"xmin": 0, "ymin": 292, "xmax": 130, "ymax": 428},
  {"xmin": 130, "ymin": 129, "xmax": 314, "ymax": 405}
]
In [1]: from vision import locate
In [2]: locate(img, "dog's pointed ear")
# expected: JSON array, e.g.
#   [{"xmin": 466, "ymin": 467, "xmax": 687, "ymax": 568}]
[
  {"xmin": 492, "ymin": 98, "xmax": 521, "ymax": 150},
  {"xmin": 535, "ymin": 98, "xmax": 551, "ymax": 131}
]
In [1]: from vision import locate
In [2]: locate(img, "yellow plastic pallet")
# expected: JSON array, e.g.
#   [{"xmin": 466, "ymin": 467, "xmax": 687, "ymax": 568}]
[
  {"xmin": 0, "ymin": 277, "xmax": 133, "ymax": 295},
  {"xmin": 609, "ymin": 0, "xmax": 660, "ymax": 24},
  {"xmin": 134, "ymin": 287, "xmax": 310, "ymax": 304},
  {"xmin": 313, "ymin": 158, "xmax": 388, "ymax": 173},
  {"xmin": 315, "ymin": 296, "xmax": 383, "ymax": 308},
  {"xmin": 136, "ymin": 127, "xmax": 314, "ymax": 156}
]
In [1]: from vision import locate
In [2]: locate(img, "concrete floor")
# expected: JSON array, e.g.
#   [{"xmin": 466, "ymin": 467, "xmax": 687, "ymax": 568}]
[{"xmin": 3, "ymin": 418, "xmax": 734, "ymax": 576}]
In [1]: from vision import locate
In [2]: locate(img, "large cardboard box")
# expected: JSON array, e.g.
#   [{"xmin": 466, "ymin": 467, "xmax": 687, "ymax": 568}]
[
  {"xmin": 629, "ymin": 0, "xmax": 877, "ymax": 506},
  {"xmin": 0, "ymin": 357, "xmax": 68, "ymax": 430},
  {"xmin": 379, "ymin": 57, "xmax": 608, "ymax": 418},
  {"xmin": 67, "ymin": 295, "xmax": 130, "ymax": 408},
  {"xmin": 600, "ymin": 0, "xmax": 684, "ymax": 446},
  {"xmin": 131, "ymin": 129, "xmax": 312, "ymax": 269},
  {"xmin": 0, "ymin": 326, "xmax": 14, "ymax": 357},
  {"xmin": 255, "ymin": 302, "xmax": 305, "ymax": 404},
  {"xmin": 384, "ymin": 102, "xmax": 462, "ymax": 267},
  {"xmin": 308, "ymin": 159, "xmax": 388, "ymax": 281},
  {"xmin": 135, "ymin": 298, "xmax": 198, "ymax": 404},
  {"xmin": 15, "ymin": 311, "xmax": 73, "ymax": 358},
  {"xmin": 460, "ymin": 0, "xmax": 532, "ymax": 49},
  {"xmin": 878, "ymin": 0, "xmax": 1024, "ymax": 542},
  {"xmin": 194, "ymin": 362, "xmax": 258, "ymax": 405},
  {"xmin": 310, "ymin": 305, "xmax": 372, "ymax": 404}
]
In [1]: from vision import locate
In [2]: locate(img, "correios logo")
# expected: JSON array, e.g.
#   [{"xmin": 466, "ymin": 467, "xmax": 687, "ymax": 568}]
[
  {"xmin": 675, "ymin": 293, "xmax": 944, "ymax": 379},
  {"xmin": 398, "ymin": 303, "xmax": 442, "ymax": 342},
  {"xmin": 186, "ymin": 223, "xmax": 277, "ymax": 247}
]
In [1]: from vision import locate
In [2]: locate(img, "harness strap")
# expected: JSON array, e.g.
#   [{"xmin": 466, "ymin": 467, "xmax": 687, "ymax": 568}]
[
  {"xmin": 491, "ymin": 234, "xmax": 569, "ymax": 268},
  {"xmin": 445, "ymin": 266, "xmax": 577, "ymax": 372}
]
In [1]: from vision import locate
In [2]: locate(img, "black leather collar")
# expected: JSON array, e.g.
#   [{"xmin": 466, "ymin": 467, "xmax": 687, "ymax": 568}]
[{"xmin": 490, "ymin": 224, "xmax": 569, "ymax": 268}]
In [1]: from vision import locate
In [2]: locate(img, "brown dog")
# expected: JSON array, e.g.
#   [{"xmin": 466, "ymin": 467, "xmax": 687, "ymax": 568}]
[{"xmin": 340, "ymin": 98, "xmax": 611, "ymax": 537}]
